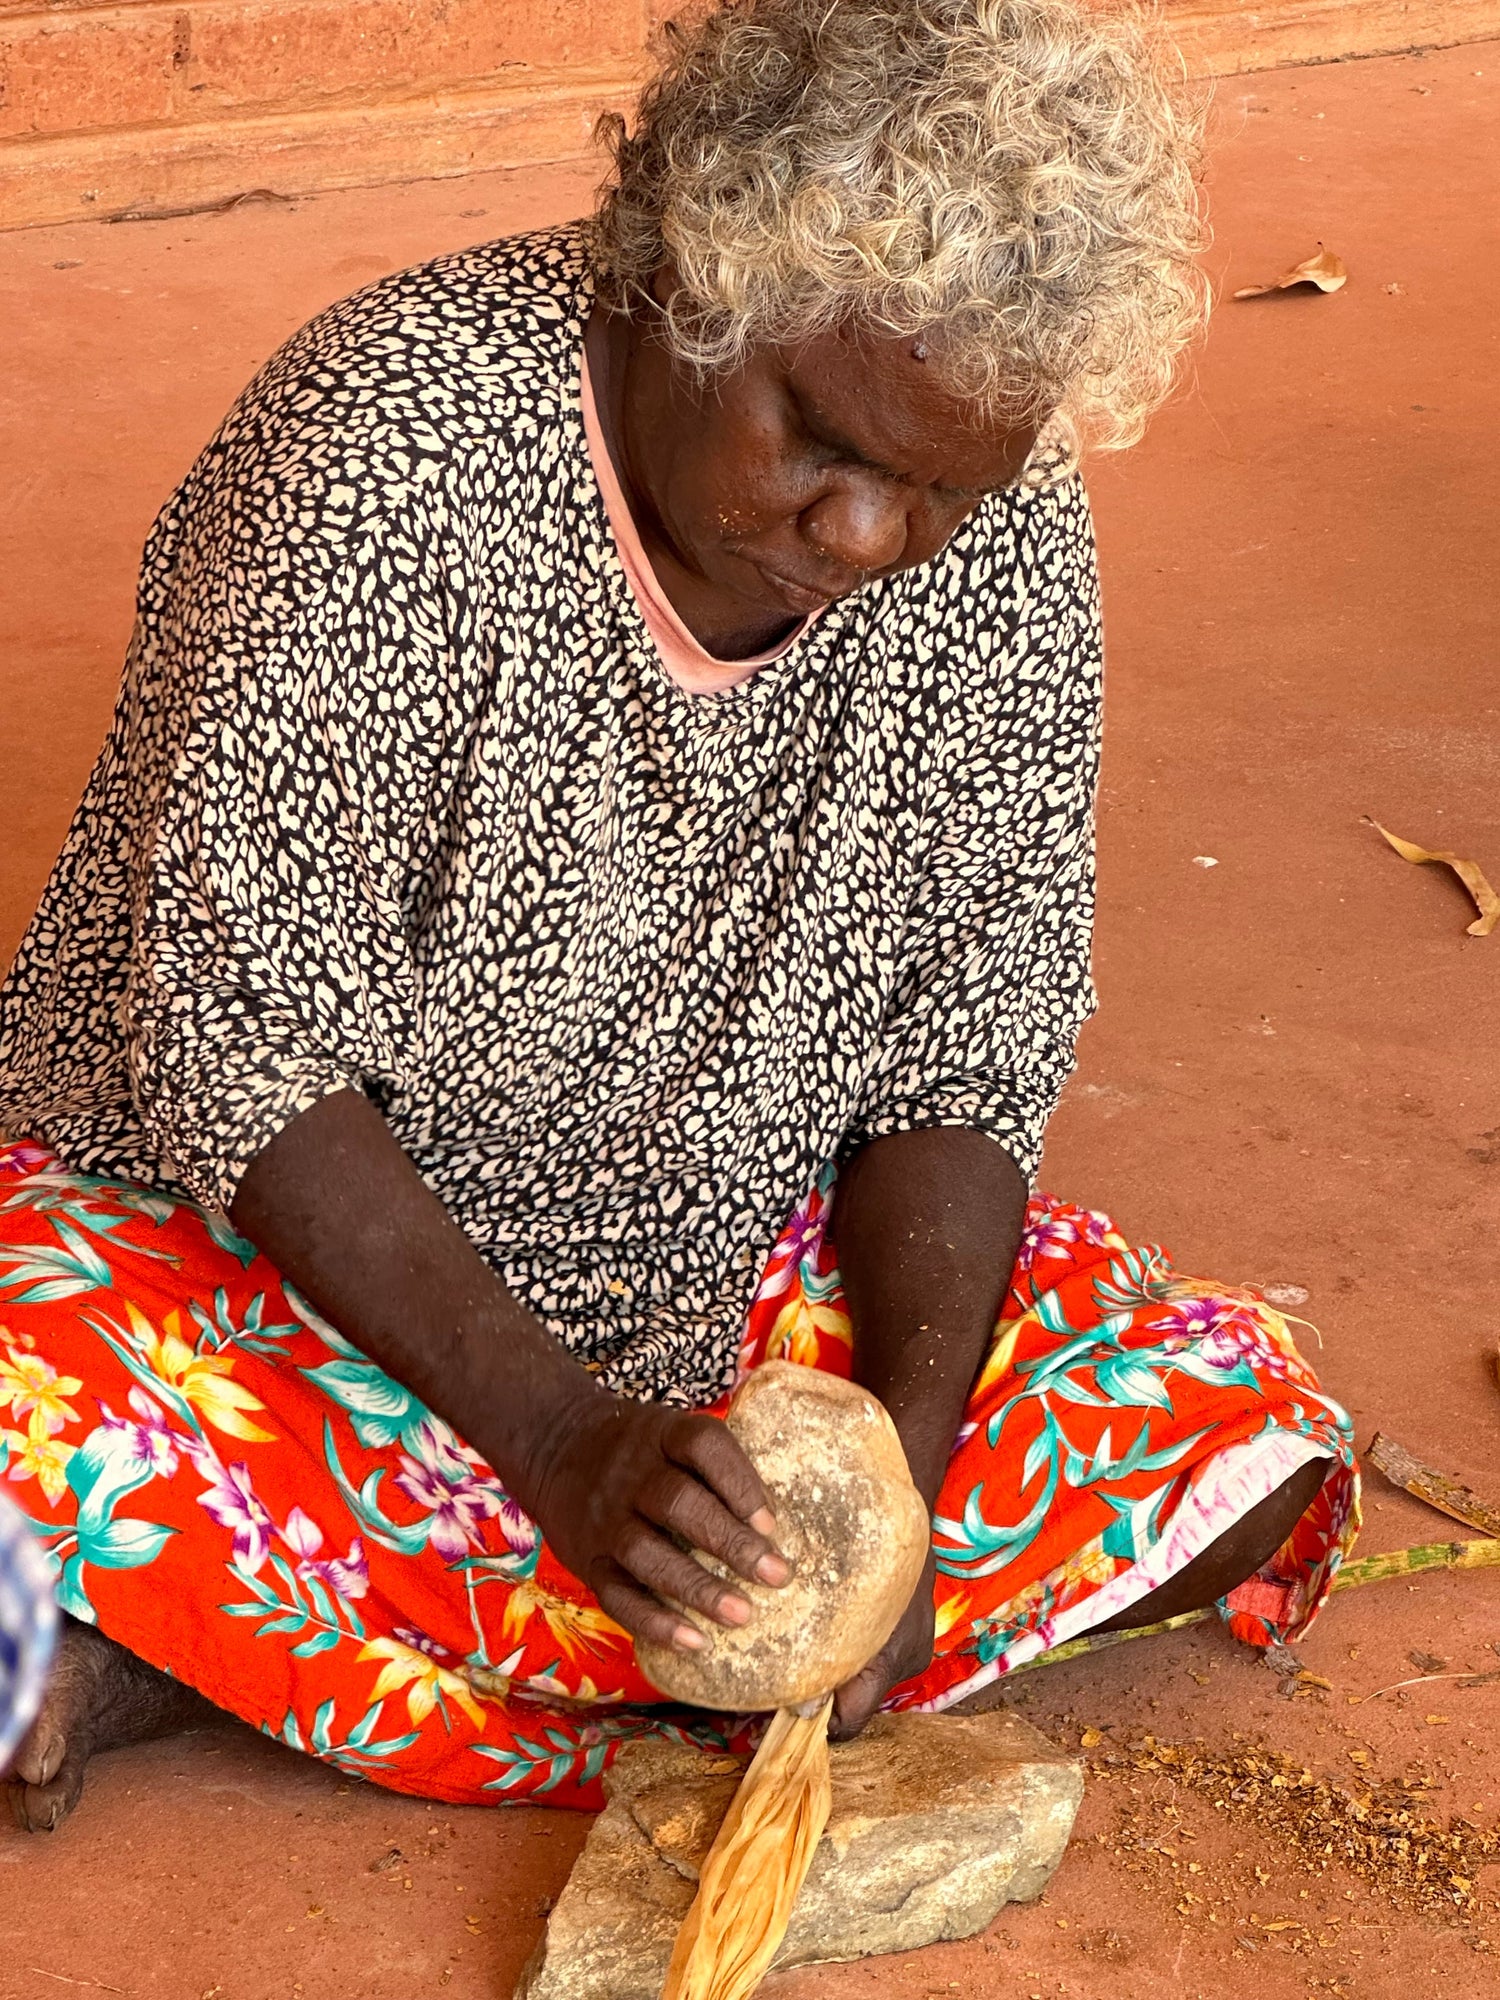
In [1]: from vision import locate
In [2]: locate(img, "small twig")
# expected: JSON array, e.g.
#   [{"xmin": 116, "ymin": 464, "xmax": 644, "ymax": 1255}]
[
  {"xmin": 1358, "ymin": 1666, "xmax": 1500, "ymax": 1705},
  {"xmin": 26, "ymin": 1973, "xmax": 129, "ymax": 1996}
]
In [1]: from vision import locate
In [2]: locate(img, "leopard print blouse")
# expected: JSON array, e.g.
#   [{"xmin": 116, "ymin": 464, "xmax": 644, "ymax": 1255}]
[{"xmin": 0, "ymin": 225, "xmax": 1101, "ymax": 1404}]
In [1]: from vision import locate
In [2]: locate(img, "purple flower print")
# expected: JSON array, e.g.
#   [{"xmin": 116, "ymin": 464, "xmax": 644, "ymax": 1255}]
[
  {"xmin": 778, "ymin": 1186, "xmax": 829, "ymax": 1269},
  {"xmin": 392, "ymin": 1625, "xmax": 452, "ymax": 1660},
  {"xmin": 98, "ymin": 1388, "xmax": 182, "ymax": 1478},
  {"xmin": 280, "ymin": 1505, "xmax": 370, "ymax": 1601},
  {"xmin": 1146, "ymin": 1297, "xmax": 1290, "ymax": 1377},
  {"xmin": 1075, "ymin": 1206, "xmax": 1115, "ymax": 1249},
  {"xmin": 1017, "ymin": 1209, "xmax": 1079, "ymax": 1273},
  {"xmin": 496, "ymin": 1493, "xmax": 539, "ymax": 1560},
  {"xmin": 194, "ymin": 1454, "xmax": 275, "ymax": 1572},
  {"xmin": 394, "ymin": 1450, "xmax": 504, "ymax": 1561}
]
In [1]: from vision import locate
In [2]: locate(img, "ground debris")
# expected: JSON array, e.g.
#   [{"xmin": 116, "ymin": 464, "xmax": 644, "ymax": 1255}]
[
  {"xmin": 1089, "ymin": 1732, "xmax": 1498, "ymax": 1923},
  {"xmin": 1368, "ymin": 1431, "xmax": 1500, "ymax": 1536},
  {"xmin": 1234, "ymin": 246, "xmax": 1348, "ymax": 298},
  {"xmin": 1363, "ymin": 823, "xmax": 1500, "ymax": 938}
]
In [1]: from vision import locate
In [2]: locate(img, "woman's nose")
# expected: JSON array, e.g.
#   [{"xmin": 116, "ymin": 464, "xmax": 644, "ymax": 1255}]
[{"xmin": 799, "ymin": 481, "xmax": 909, "ymax": 580}]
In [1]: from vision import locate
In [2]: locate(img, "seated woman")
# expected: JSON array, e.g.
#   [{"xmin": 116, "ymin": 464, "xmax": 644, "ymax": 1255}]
[{"xmin": 0, "ymin": 0, "xmax": 1355, "ymax": 1831}]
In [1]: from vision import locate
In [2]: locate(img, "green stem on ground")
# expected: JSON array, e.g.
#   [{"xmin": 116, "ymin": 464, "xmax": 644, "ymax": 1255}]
[{"xmin": 1007, "ymin": 1534, "xmax": 1500, "ymax": 1676}]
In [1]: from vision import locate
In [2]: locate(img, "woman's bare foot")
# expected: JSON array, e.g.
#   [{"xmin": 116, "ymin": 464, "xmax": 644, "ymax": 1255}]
[{"xmin": 5, "ymin": 1615, "xmax": 218, "ymax": 1832}]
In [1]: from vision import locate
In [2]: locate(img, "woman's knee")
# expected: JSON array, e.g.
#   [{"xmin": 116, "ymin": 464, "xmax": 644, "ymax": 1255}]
[{"xmin": 1091, "ymin": 1455, "xmax": 1331, "ymax": 1634}]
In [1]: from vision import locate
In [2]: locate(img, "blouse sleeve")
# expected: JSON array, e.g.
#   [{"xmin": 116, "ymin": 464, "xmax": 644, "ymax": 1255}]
[
  {"xmin": 123, "ymin": 484, "xmax": 475, "ymax": 1214},
  {"xmin": 841, "ymin": 476, "xmax": 1102, "ymax": 1183}
]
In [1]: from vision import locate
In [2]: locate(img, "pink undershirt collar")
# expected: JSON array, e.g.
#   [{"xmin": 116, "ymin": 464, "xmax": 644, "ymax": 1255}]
[{"xmin": 579, "ymin": 346, "xmax": 819, "ymax": 694}]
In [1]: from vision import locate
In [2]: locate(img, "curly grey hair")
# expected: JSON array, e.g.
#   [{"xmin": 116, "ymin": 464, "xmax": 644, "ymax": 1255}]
[{"xmin": 592, "ymin": 0, "xmax": 1210, "ymax": 459}]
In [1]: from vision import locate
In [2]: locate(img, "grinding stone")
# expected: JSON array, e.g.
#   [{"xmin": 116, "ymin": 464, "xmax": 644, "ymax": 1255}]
[{"xmin": 635, "ymin": 1362, "xmax": 930, "ymax": 1710}]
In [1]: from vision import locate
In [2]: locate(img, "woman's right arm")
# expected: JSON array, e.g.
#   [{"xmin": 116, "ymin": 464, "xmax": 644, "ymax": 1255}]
[{"xmin": 229, "ymin": 1087, "xmax": 788, "ymax": 1650}]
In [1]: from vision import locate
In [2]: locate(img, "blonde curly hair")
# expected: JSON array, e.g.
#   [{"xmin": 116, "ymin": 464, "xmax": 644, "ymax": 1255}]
[{"xmin": 592, "ymin": 0, "xmax": 1209, "ymax": 460}]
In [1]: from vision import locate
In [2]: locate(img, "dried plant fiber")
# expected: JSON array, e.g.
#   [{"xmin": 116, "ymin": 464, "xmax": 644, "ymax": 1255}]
[
  {"xmin": 660, "ymin": 1696, "xmax": 835, "ymax": 2000},
  {"xmin": 654, "ymin": 1364, "xmax": 928, "ymax": 1998}
]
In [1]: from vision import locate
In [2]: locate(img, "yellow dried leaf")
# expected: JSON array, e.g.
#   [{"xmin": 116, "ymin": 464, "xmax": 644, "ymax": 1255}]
[
  {"xmin": 1080, "ymin": 1727, "xmax": 1104, "ymax": 1749},
  {"xmin": 1367, "ymin": 822, "xmax": 1500, "ymax": 938},
  {"xmin": 1234, "ymin": 246, "xmax": 1348, "ymax": 299},
  {"xmin": 1425, "ymin": 1714, "xmax": 1451, "ymax": 1726}
]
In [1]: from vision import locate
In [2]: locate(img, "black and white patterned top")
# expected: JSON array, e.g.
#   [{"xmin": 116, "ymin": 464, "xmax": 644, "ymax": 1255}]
[{"xmin": 0, "ymin": 226, "xmax": 1101, "ymax": 1404}]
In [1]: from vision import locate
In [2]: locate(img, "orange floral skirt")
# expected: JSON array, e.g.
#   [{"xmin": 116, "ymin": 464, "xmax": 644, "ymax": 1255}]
[{"xmin": 0, "ymin": 1142, "xmax": 1357, "ymax": 1807}]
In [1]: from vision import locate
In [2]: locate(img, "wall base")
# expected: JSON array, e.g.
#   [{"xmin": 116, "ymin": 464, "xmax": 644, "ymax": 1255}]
[{"xmin": 1, "ymin": 2, "xmax": 1496, "ymax": 232}]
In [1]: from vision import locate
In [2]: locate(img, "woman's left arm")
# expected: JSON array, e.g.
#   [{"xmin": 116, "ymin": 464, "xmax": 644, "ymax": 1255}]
[
  {"xmin": 828, "ymin": 1124, "xmax": 1026, "ymax": 1738},
  {"xmin": 826, "ymin": 476, "xmax": 1102, "ymax": 1736}
]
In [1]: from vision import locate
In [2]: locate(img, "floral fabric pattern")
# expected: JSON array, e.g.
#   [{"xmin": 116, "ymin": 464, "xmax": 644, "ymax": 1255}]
[{"xmin": 0, "ymin": 1141, "xmax": 1357, "ymax": 1809}]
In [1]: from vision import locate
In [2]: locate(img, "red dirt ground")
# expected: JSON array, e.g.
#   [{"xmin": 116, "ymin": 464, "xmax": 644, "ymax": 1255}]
[{"xmin": 2, "ymin": 40, "xmax": 1498, "ymax": 2000}]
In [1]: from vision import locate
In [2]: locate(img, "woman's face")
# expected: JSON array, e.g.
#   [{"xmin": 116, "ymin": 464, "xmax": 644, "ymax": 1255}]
[{"xmin": 614, "ymin": 313, "xmax": 1043, "ymax": 635}]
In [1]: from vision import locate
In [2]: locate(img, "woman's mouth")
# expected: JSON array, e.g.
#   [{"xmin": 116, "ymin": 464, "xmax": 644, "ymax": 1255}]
[{"xmin": 753, "ymin": 563, "xmax": 837, "ymax": 613}]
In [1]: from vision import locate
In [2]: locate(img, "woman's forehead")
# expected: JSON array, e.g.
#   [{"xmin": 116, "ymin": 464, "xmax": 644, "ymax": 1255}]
[{"xmin": 777, "ymin": 326, "xmax": 1038, "ymax": 492}]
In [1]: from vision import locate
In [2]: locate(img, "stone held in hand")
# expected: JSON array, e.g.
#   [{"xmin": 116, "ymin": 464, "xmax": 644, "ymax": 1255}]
[{"xmin": 635, "ymin": 1361, "xmax": 931, "ymax": 1712}]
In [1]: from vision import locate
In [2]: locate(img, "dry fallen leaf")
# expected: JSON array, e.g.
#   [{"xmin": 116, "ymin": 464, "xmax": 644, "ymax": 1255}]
[
  {"xmin": 1409, "ymin": 1650, "xmax": 1451, "ymax": 1674},
  {"xmin": 1366, "ymin": 821, "xmax": 1500, "ymax": 937},
  {"xmin": 1234, "ymin": 246, "xmax": 1348, "ymax": 299},
  {"xmin": 1081, "ymin": 1727, "xmax": 1104, "ymax": 1749},
  {"xmin": 1368, "ymin": 1432, "xmax": 1500, "ymax": 1537}
]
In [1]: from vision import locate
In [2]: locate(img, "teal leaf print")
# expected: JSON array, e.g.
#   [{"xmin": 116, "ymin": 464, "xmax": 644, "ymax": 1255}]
[
  {"xmin": 1091, "ymin": 1247, "xmax": 1177, "ymax": 1314},
  {"xmin": 302, "ymin": 1358, "xmax": 424, "ymax": 1450},
  {"xmin": 84, "ymin": 1518, "xmax": 176, "ymax": 1569},
  {"xmin": 321, "ymin": 1419, "xmax": 431, "ymax": 1555},
  {"xmin": 189, "ymin": 1286, "xmax": 301, "ymax": 1359},
  {"xmin": 198, "ymin": 1207, "xmax": 260, "ymax": 1269},
  {"xmin": 68, "ymin": 1424, "xmax": 158, "ymax": 1523},
  {"xmin": 265, "ymin": 1699, "xmax": 419, "ymax": 1773},
  {"xmin": 1095, "ymin": 1355, "xmax": 1176, "ymax": 1411},
  {"xmin": 56, "ymin": 1551, "xmax": 97, "ymax": 1623},
  {"xmin": 220, "ymin": 1548, "xmax": 367, "ymax": 1649},
  {"xmin": 0, "ymin": 1217, "xmax": 116, "ymax": 1302}
]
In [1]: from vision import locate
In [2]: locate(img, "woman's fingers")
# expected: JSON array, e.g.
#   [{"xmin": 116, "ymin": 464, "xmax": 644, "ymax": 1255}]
[
  {"xmin": 829, "ymin": 1653, "xmax": 891, "ymax": 1742},
  {"xmin": 614, "ymin": 1520, "xmax": 753, "ymax": 1627},
  {"xmin": 636, "ymin": 1460, "xmax": 791, "ymax": 1589},
  {"xmin": 666, "ymin": 1415, "xmax": 776, "ymax": 1532},
  {"xmin": 589, "ymin": 1559, "xmax": 708, "ymax": 1654},
  {"xmin": 831, "ymin": 1565, "xmax": 937, "ymax": 1740}
]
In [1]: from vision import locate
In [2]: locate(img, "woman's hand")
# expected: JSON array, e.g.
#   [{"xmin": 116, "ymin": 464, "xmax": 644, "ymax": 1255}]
[
  {"xmin": 829, "ymin": 1554, "xmax": 936, "ymax": 1740},
  {"xmin": 527, "ymin": 1392, "xmax": 792, "ymax": 1653}
]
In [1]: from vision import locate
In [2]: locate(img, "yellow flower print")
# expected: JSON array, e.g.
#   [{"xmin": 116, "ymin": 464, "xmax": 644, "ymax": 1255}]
[
  {"xmin": 933, "ymin": 1588, "xmax": 973, "ymax": 1643},
  {"xmin": 128, "ymin": 1304, "xmax": 275, "ymax": 1443},
  {"xmin": 499, "ymin": 1580, "xmax": 627, "ymax": 1661},
  {"xmin": 358, "ymin": 1636, "xmax": 488, "ymax": 1730},
  {"xmin": 767, "ymin": 1292, "xmax": 852, "ymax": 1367},
  {"xmin": 973, "ymin": 1311, "xmax": 1033, "ymax": 1397},
  {"xmin": 3, "ymin": 1408, "xmax": 77, "ymax": 1506},
  {"xmin": 1049, "ymin": 1536, "xmax": 1118, "ymax": 1601},
  {"xmin": 0, "ymin": 1340, "xmax": 82, "ymax": 1438}
]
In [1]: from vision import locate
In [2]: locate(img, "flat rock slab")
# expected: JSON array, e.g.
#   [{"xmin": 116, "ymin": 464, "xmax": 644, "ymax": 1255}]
[{"xmin": 516, "ymin": 1708, "xmax": 1083, "ymax": 1999}]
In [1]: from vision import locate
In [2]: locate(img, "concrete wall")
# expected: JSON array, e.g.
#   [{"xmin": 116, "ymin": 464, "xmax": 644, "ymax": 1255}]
[{"xmin": 2, "ymin": 0, "xmax": 1497, "ymax": 229}]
